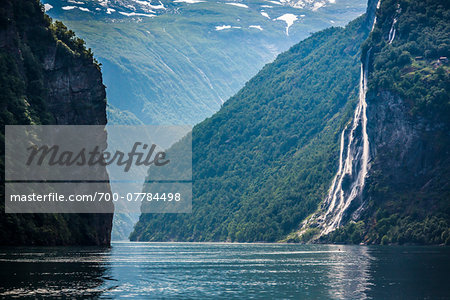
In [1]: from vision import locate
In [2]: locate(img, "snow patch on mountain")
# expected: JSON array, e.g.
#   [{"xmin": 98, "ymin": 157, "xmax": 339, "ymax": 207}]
[
  {"xmin": 249, "ymin": 25, "xmax": 263, "ymax": 30},
  {"xmin": 312, "ymin": 2, "xmax": 325, "ymax": 10},
  {"xmin": 119, "ymin": 11, "xmax": 155, "ymax": 17},
  {"xmin": 268, "ymin": 1, "xmax": 283, "ymax": 5},
  {"xmin": 215, "ymin": 25, "xmax": 242, "ymax": 30},
  {"xmin": 132, "ymin": 0, "xmax": 166, "ymax": 10},
  {"xmin": 174, "ymin": 0, "xmax": 205, "ymax": 3},
  {"xmin": 288, "ymin": 0, "xmax": 335, "ymax": 10},
  {"xmin": 98, "ymin": 0, "xmax": 109, "ymax": 7},
  {"xmin": 275, "ymin": 13, "xmax": 297, "ymax": 36},
  {"xmin": 226, "ymin": 2, "xmax": 249, "ymax": 8},
  {"xmin": 44, "ymin": 3, "xmax": 53, "ymax": 11},
  {"xmin": 259, "ymin": 0, "xmax": 337, "ymax": 10},
  {"xmin": 261, "ymin": 11, "xmax": 270, "ymax": 19},
  {"xmin": 215, "ymin": 25, "xmax": 232, "ymax": 30}
]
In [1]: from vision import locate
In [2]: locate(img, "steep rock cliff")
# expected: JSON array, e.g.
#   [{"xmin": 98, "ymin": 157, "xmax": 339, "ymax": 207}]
[{"xmin": 0, "ymin": 0, "xmax": 112, "ymax": 245}]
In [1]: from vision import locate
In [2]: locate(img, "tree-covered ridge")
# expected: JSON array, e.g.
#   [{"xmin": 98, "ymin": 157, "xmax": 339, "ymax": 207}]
[
  {"xmin": 364, "ymin": 0, "xmax": 450, "ymax": 120},
  {"xmin": 0, "ymin": 0, "xmax": 100, "ymax": 127},
  {"xmin": 131, "ymin": 16, "xmax": 370, "ymax": 242},
  {"xmin": 0, "ymin": 0, "xmax": 111, "ymax": 245}
]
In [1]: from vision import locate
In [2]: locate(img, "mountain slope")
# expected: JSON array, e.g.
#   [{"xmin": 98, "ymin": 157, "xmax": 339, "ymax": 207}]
[
  {"xmin": 43, "ymin": 0, "xmax": 367, "ymax": 125},
  {"xmin": 130, "ymin": 14, "xmax": 371, "ymax": 242},
  {"xmin": 0, "ymin": 0, "xmax": 112, "ymax": 245}
]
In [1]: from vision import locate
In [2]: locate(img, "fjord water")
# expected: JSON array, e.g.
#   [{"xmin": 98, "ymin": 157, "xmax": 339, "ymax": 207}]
[{"xmin": 0, "ymin": 243, "xmax": 448, "ymax": 299}]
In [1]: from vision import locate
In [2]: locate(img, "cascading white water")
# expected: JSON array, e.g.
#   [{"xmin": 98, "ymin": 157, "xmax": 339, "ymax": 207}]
[
  {"xmin": 298, "ymin": 1, "xmax": 382, "ymax": 238},
  {"xmin": 388, "ymin": 18, "xmax": 397, "ymax": 44},
  {"xmin": 298, "ymin": 51, "xmax": 372, "ymax": 237},
  {"xmin": 318, "ymin": 51, "xmax": 371, "ymax": 235},
  {"xmin": 388, "ymin": 4, "xmax": 401, "ymax": 45}
]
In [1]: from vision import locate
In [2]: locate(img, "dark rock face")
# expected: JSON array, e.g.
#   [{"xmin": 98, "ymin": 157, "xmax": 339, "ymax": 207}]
[
  {"xmin": 367, "ymin": 91, "xmax": 422, "ymax": 179},
  {"xmin": 365, "ymin": 89, "xmax": 449, "ymax": 216},
  {"xmin": 0, "ymin": 0, "xmax": 113, "ymax": 246},
  {"xmin": 43, "ymin": 48, "xmax": 107, "ymax": 125}
]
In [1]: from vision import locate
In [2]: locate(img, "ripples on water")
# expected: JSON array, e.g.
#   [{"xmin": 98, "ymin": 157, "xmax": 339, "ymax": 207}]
[{"xmin": 0, "ymin": 243, "xmax": 448, "ymax": 299}]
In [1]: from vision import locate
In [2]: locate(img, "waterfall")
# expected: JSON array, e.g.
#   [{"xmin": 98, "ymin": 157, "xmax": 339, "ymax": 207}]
[
  {"xmin": 299, "ymin": 50, "xmax": 372, "ymax": 237},
  {"xmin": 388, "ymin": 4, "xmax": 401, "ymax": 44},
  {"xmin": 388, "ymin": 18, "xmax": 397, "ymax": 44},
  {"xmin": 319, "ymin": 51, "xmax": 371, "ymax": 235},
  {"xmin": 298, "ymin": 0, "xmax": 381, "ymax": 239}
]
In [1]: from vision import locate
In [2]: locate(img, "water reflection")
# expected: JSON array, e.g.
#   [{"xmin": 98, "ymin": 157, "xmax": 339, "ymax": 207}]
[
  {"xmin": 0, "ymin": 243, "xmax": 448, "ymax": 298},
  {"xmin": 0, "ymin": 246, "xmax": 113, "ymax": 298},
  {"xmin": 325, "ymin": 245, "xmax": 374, "ymax": 299},
  {"xmin": 366, "ymin": 246, "xmax": 450, "ymax": 299}
]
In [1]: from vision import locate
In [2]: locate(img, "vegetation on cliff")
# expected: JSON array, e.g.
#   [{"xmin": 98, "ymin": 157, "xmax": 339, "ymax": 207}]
[
  {"xmin": 364, "ymin": 0, "xmax": 450, "ymax": 119},
  {"xmin": 0, "ymin": 0, "xmax": 111, "ymax": 245}
]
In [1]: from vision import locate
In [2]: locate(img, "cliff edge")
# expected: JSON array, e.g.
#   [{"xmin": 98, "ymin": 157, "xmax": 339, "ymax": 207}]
[{"xmin": 0, "ymin": 0, "xmax": 113, "ymax": 245}]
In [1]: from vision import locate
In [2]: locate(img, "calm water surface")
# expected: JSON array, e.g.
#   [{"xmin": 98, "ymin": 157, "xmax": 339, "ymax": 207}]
[{"xmin": 0, "ymin": 242, "xmax": 449, "ymax": 299}]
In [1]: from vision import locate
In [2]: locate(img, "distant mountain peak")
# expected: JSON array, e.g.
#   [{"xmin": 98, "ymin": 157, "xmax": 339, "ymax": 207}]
[
  {"xmin": 43, "ymin": 0, "xmax": 347, "ymax": 18},
  {"xmin": 285, "ymin": 0, "xmax": 336, "ymax": 10}
]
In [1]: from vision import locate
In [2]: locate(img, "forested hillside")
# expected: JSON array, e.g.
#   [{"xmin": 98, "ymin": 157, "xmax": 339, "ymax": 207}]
[{"xmin": 130, "ymin": 15, "xmax": 371, "ymax": 242}]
